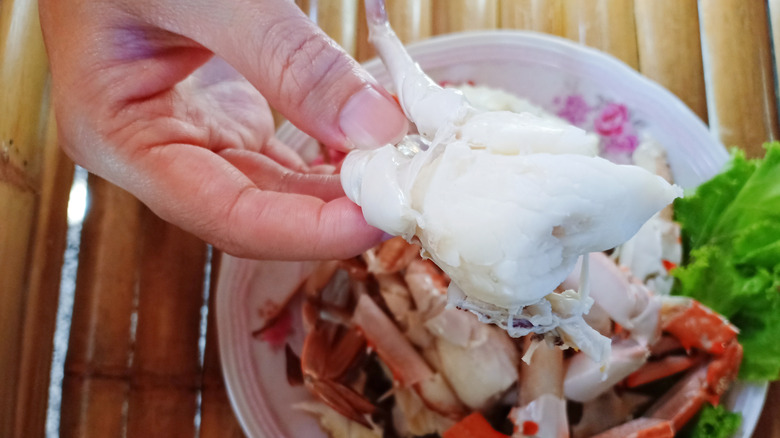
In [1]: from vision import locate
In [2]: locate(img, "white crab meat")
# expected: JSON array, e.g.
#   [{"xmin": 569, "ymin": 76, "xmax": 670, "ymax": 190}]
[
  {"xmin": 342, "ymin": 0, "xmax": 682, "ymax": 363},
  {"xmin": 343, "ymin": 142, "xmax": 679, "ymax": 311},
  {"xmin": 564, "ymin": 338, "xmax": 649, "ymax": 403},
  {"xmin": 295, "ymin": 402, "xmax": 382, "ymax": 438},
  {"xmin": 510, "ymin": 394, "xmax": 569, "ymax": 438}
]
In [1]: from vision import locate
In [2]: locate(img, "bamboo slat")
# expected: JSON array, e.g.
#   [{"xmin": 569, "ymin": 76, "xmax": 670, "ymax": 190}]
[
  {"xmin": 200, "ymin": 252, "xmax": 247, "ymax": 438},
  {"xmin": 562, "ymin": 0, "xmax": 639, "ymax": 70},
  {"xmin": 2, "ymin": 2, "xmax": 780, "ymax": 438},
  {"xmin": 0, "ymin": 0, "xmax": 54, "ymax": 435},
  {"xmin": 13, "ymin": 108, "xmax": 73, "ymax": 438},
  {"xmin": 356, "ymin": 0, "xmax": 372, "ymax": 62},
  {"xmin": 634, "ymin": 0, "xmax": 708, "ymax": 122},
  {"xmin": 387, "ymin": 0, "xmax": 432, "ymax": 45},
  {"xmin": 499, "ymin": 0, "xmax": 565, "ymax": 35},
  {"xmin": 125, "ymin": 210, "xmax": 207, "ymax": 436},
  {"xmin": 60, "ymin": 177, "xmax": 142, "ymax": 438},
  {"xmin": 295, "ymin": 0, "xmax": 312, "ymax": 17},
  {"xmin": 432, "ymin": 0, "xmax": 499, "ymax": 34},
  {"xmin": 699, "ymin": 0, "xmax": 779, "ymax": 156},
  {"xmin": 0, "ymin": 185, "xmax": 35, "ymax": 438},
  {"xmin": 356, "ymin": 0, "xmax": 433, "ymax": 62},
  {"xmin": 312, "ymin": 0, "xmax": 360, "ymax": 57},
  {"xmin": 59, "ymin": 378, "xmax": 130, "ymax": 438},
  {"xmin": 0, "ymin": 0, "xmax": 50, "ymax": 179},
  {"xmin": 771, "ymin": 0, "xmax": 780, "ymax": 95}
]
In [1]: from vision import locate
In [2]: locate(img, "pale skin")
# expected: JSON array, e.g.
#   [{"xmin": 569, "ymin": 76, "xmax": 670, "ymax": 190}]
[{"xmin": 38, "ymin": 0, "xmax": 409, "ymax": 260}]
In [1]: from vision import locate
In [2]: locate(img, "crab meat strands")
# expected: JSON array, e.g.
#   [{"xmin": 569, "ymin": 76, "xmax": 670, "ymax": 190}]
[{"xmin": 352, "ymin": 294, "xmax": 467, "ymax": 418}]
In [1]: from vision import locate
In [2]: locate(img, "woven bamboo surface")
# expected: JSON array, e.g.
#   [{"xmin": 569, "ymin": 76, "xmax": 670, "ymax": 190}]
[{"xmin": 1, "ymin": 0, "xmax": 779, "ymax": 437}]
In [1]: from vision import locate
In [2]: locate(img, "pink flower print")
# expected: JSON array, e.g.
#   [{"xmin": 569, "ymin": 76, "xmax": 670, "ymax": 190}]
[
  {"xmin": 556, "ymin": 95, "xmax": 590, "ymax": 125},
  {"xmin": 603, "ymin": 133, "xmax": 639, "ymax": 155},
  {"xmin": 594, "ymin": 103, "xmax": 630, "ymax": 137}
]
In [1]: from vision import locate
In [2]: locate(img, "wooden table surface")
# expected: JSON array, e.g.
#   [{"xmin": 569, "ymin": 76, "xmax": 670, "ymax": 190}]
[{"xmin": 1, "ymin": 0, "xmax": 779, "ymax": 437}]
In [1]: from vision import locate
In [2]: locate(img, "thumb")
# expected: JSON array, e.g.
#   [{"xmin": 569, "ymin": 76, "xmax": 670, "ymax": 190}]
[{"xmin": 139, "ymin": 0, "xmax": 408, "ymax": 150}]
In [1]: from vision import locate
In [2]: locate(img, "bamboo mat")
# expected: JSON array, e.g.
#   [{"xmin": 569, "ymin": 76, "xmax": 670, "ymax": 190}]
[{"xmin": 1, "ymin": 0, "xmax": 779, "ymax": 437}]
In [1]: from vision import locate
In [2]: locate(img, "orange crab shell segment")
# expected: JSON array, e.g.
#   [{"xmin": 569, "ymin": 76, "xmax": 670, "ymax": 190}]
[
  {"xmin": 364, "ymin": 237, "xmax": 421, "ymax": 274},
  {"xmin": 443, "ymin": 411, "xmax": 509, "ymax": 438},
  {"xmin": 624, "ymin": 355, "xmax": 700, "ymax": 388},
  {"xmin": 646, "ymin": 365, "xmax": 717, "ymax": 431},
  {"xmin": 644, "ymin": 339, "xmax": 741, "ymax": 431},
  {"xmin": 591, "ymin": 417, "xmax": 674, "ymax": 438},
  {"xmin": 707, "ymin": 340, "xmax": 743, "ymax": 394},
  {"xmin": 299, "ymin": 320, "xmax": 376, "ymax": 427},
  {"xmin": 304, "ymin": 378, "xmax": 376, "ymax": 428},
  {"xmin": 662, "ymin": 299, "xmax": 738, "ymax": 354},
  {"xmin": 301, "ymin": 321, "xmax": 367, "ymax": 381}
]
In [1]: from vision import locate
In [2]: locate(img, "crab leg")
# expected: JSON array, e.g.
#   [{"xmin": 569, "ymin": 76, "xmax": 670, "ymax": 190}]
[
  {"xmin": 352, "ymin": 294, "xmax": 467, "ymax": 419},
  {"xmin": 377, "ymin": 258, "xmax": 520, "ymax": 411},
  {"xmin": 571, "ymin": 390, "xmax": 653, "ymax": 437},
  {"xmin": 660, "ymin": 297, "xmax": 739, "ymax": 355},
  {"xmin": 298, "ymin": 313, "xmax": 376, "ymax": 427},
  {"xmin": 624, "ymin": 355, "xmax": 700, "ymax": 388},
  {"xmin": 644, "ymin": 340, "xmax": 742, "ymax": 431},
  {"xmin": 363, "ymin": 236, "xmax": 421, "ymax": 274},
  {"xmin": 511, "ymin": 337, "xmax": 568, "ymax": 438},
  {"xmin": 364, "ymin": 0, "xmax": 470, "ymax": 139},
  {"xmin": 562, "ymin": 253, "xmax": 660, "ymax": 401},
  {"xmin": 591, "ymin": 418, "xmax": 674, "ymax": 438}
]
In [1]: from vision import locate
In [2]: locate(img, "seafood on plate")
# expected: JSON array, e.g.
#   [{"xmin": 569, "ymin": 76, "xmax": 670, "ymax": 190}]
[
  {"xmin": 246, "ymin": 3, "xmax": 743, "ymax": 436},
  {"xmin": 250, "ymin": 128, "xmax": 742, "ymax": 436},
  {"xmin": 339, "ymin": 0, "xmax": 682, "ymax": 363},
  {"xmin": 273, "ymin": 235, "xmax": 741, "ymax": 438}
]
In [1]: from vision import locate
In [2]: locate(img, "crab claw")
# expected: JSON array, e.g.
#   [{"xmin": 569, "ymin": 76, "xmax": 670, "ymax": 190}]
[
  {"xmin": 352, "ymin": 294, "xmax": 468, "ymax": 419},
  {"xmin": 661, "ymin": 297, "xmax": 739, "ymax": 355},
  {"xmin": 645, "ymin": 340, "xmax": 742, "ymax": 431},
  {"xmin": 300, "ymin": 320, "xmax": 375, "ymax": 427},
  {"xmin": 304, "ymin": 379, "xmax": 376, "ymax": 428}
]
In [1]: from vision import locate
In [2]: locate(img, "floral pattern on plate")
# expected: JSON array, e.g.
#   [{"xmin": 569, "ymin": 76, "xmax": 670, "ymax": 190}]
[{"xmin": 555, "ymin": 94, "xmax": 645, "ymax": 163}]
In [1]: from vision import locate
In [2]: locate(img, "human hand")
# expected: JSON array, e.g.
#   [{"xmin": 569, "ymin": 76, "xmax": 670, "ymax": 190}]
[{"xmin": 38, "ymin": 0, "xmax": 408, "ymax": 260}]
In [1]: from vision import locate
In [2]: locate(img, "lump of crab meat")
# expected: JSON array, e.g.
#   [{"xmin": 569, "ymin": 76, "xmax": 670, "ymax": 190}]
[
  {"xmin": 341, "ymin": 0, "xmax": 682, "ymax": 363},
  {"xmin": 342, "ymin": 135, "xmax": 680, "ymax": 311},
  {"xmin": 342, "ymin": 127, "xmax": 680, "ymax": 363}
]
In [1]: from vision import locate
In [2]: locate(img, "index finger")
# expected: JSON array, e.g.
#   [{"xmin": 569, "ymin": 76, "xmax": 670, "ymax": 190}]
[
  {"xmin": 115, "ymin": 0, "xmax": 409, "ymax": 151},
  {"xmin": 118, "ymin": 143, "xmax": 384, "ymax": 260}
]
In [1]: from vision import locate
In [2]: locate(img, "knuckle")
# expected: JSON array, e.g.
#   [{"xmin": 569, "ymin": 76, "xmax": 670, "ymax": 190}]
[{"xmin": 263, "ymin": 17, "xmax": 346, "ymax": 108}]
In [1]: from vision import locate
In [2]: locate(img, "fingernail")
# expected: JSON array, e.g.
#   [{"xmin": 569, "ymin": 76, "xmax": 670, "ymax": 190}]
[{"xmin": 340, "ymin": 86, "xmax": 408, "ymax": 149}]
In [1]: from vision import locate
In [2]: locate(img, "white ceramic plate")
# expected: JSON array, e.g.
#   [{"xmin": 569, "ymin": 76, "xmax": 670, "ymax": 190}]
[{"xmin": 217, "ymin": 30, "xmax": 767, "ymax": 438}]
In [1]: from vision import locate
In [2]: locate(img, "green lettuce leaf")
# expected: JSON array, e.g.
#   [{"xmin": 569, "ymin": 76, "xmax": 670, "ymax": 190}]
[
  {"xmin": 673, "ymin": 149, "xmax": 757, "ymax": 250},
  {"xmin": 679, "ymin": 403, "xmax": 742, "ymax": 438},
  {"xmin": 672, "ymin": 142, "xmax": 780, "ymax": 381}
]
